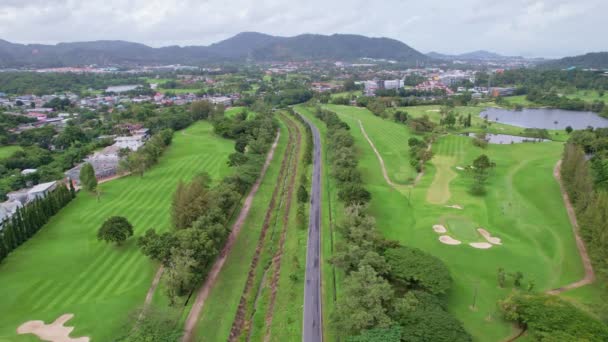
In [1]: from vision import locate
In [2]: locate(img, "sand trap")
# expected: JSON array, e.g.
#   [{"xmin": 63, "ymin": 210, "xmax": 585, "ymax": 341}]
[
  {"xmin": 17, "ymin": 314, "xmax": 89, "ymax": 342},
  {"xmin": 455, "ymin": 166, "xmax": 465, "ymax": 170},
  {"xmin": 426, "ymin": 109, "xmax": 440, "ymax": 112},
  {"xmin": 433, "ymin": 225, "xmax": 447, "ymax": 233},
  {"xmin": 445, "ymin": 204, "xmax": 463, "ymax": 210},
  {"xmin": 439, "ymin": 235, "xmax": 461, "ymax": 245},
  {"xmin": 469, "ymin": 242, "xmax": 493, "ymax": 249},
  {"xmin": 477, "ymin": 228, "xmax": 502, "ymax": 245}
]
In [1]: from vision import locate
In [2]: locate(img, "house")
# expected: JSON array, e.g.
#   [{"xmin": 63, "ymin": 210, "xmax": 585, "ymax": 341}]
[
  {"xmin": 0, "ymin": 200, "xmax": 23, "ymax": 227},
  {"xmin": 65, "ymin": 145, "xmax": 122, "ymax": 185},
  {"xmin": 7, "ymin": 189, "xmax": 29, "ymax": 205},
  {"xmin": 21, "ymin": 169, "xmax": 37, "ymax": 175},
  {"xmin": 114, "ymin": 135, "xmax": 146, "ymax": 151},
  {"xmin": 26, "ymin": 181, "xmax": 58, "ymax": 202}
]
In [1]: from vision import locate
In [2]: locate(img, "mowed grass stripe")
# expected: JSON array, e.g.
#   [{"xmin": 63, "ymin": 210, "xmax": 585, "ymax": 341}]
[{"xmin": 0, "ymin": 121, "xmax": 234, "ymax": 342}]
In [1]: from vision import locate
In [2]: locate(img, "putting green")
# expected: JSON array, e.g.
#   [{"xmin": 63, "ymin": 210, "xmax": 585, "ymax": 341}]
[
  {"xmin": 441, "ymin": 215, "xmax": 481, "ymax": 242},
  {"xmin": 426, "ymin": 155, "xmax": 457, "ymax": 204}
]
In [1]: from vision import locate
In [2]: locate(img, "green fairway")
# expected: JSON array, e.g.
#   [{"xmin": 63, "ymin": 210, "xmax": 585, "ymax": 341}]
[
  {"xmin": 325, "ymin": 105, "xmax": 591, "ymax": 341},
  {"xmin": 563, "ymin": 89, "xmax": 606, "ymax": 103},
  {"xmin": 426, "ymin": 155, "xmax": 457, "ymax": 204},
  {"xmin": 0, "ymin": 145, "xmax": 21, "ymax": 159},
  {"xmin": 325, "ymin": 104, "xmax": 417, "ymax": 184},
  {"xmin": 0, "ymin": 121, "xmax": 234, "ymax": 342}
]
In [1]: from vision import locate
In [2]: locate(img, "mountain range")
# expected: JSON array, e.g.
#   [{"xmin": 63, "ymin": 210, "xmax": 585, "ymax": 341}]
[
  {"xmin": 539, "ymin": 52, "xmax": 608, "ymax": 69},
  {"xmin": 0, "ymin": 32, "xmax": 428, "ymax": 68},
  {"xmin": 426, "ymin": 50, "xmax": 523, "ymax": 61}
]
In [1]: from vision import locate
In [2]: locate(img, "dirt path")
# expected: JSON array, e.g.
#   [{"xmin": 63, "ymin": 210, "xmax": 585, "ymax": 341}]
[
  {"xmin": 181, "ymin": 131, "xmax": 281, "ymax": 342},
  {"xmin": 228, "ymin": 119, "xmax": 296, "ymax": 341},
  {"xmin": 358, "ymin": 120, "xmax": 429, "ymax": 191},
  {"xmin": 358, "ymin": 120, "xmax": 397, "ymax": 188},
  {"xmin": 264, "ymin": 115, "xmax": 302, "ymax": 341},
  {"xmin": 138, "ymin": 266, "xmax": 164, "ymax": 320},
  {"xmin": 547, "ymin": 160, "xmax": 595, "ymax": 294}
]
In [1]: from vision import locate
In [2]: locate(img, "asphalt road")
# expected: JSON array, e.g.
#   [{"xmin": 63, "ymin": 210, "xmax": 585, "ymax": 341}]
[{"xmin": 299, "ymin": 113, "xmax": 323, "ymax": 342}]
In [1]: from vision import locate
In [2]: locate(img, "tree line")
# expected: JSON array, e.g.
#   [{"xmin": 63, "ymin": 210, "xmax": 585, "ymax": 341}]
[
  {"xmin": 561, "ymin": 128, "xmax": 608, "ymax": 282},
  {"xmin": 308, "ymin": 105, "xmax": 471, "ymax": 341},
  {"xmin": 0, "ymin": 183, "xmax": 75, "ymax": 263},
  {"xmin": 136, "ymin": 109, "xmax": 278, "ymax": 304}
]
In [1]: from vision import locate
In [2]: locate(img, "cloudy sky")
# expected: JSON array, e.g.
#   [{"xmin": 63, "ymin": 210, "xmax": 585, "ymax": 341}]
[{"xmin": 0, "ymin": 0, "xmax": 606, "ymax": 58}]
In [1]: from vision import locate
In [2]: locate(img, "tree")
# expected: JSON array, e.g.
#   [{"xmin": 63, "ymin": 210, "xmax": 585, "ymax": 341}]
[
  {"xmin": 79, "ymin": 163, "xmax": 97, "ymax": 192},
  {"xmin": 469, "ymin": 154, "xmax": 495, "ymax": 195},
  {"xmin": 332, "ymin": 265, "xmax": 394, "ymax": 335},
  {"xmin": 565, "ymin": 125, "xmax": 573, "ymax": 134},
  {"xmin": 394, "ymin": 291, "xmax": 472, "ymax": 342},
  {"xmin": 165, "ymin": 248, "xmax": 197, "ymax": 304},
  {"xmin": 190, "ymin": 100, "xmax": 213, "ymax": 120},
  {"xmin": 97, "ymin": 216, "xmax": 134, "ymax": 245},
  {"xmin": 384, "ymin": 246, "xmax": 452, "ymax": 295},
  {"xmin": 171, "ymin": 175, "xmax": 211, "ymax": 229}
]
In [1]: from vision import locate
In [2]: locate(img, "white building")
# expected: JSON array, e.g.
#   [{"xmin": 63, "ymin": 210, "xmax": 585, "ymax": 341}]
[
  {"xmin": 26, "ymin": 181, "xmax": 58, "ymax": 202},
  {"xmin": 114, "ymin": 135, "xmax": 146, "ymax": 151},
  {"xmin": 383, "ymin": 79, "xmax": 405, "ymax": 90}
]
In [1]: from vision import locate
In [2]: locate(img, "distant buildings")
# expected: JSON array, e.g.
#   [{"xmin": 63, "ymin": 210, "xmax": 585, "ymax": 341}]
[
  {"xmin": 105, "ymin": 85, "xmax": 142, "ymax": 93},
  {"xmin": 414, "ymin": 81, "xmax": 454, "ymax": 95}
]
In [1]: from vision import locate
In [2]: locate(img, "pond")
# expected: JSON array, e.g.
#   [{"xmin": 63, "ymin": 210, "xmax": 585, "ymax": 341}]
[
  {"xmin": 479, "ymin": 107, "xmax": 608, "ymax": 130},
  {"xmin": 466, "ymin": 133, "xmax": 547, "ymax": 144}
]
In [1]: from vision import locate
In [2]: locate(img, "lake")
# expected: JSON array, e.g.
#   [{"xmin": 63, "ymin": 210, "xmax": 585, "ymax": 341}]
[
  {"xmin": 479, "ymin": 107, "xmax": 608, "ymax": 130},
  {"xmin": 466, "ymin": 133, "xmax": 547, "ymax": 144}
]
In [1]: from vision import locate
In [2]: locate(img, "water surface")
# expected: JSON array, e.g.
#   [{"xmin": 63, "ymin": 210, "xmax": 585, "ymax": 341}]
[{"xmin": 479, "ymin": 107, "xmax": 608, "ymax": 130}]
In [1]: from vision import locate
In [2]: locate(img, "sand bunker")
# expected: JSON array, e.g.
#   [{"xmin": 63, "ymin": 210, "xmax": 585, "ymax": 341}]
[
  {"xmin": 433, "ymin": 225, "xmax": 447, "ymax": 233},
  {"xmin": 455, "ymin": 166, "xmax": 465, "ymax": 170},
  {"xmin": 477, "ymin": 228, "xmax": 502, "ymax": 245},
  {"xmin": 469, "ymin": 242, "xmax": 493, "ymax": 249},
  {"xmin": 439, "ymin": 235, "xmax": 461, "ymax": 245},
  {"xmin": 445, "ymin": 204, "xmax": 463, "ymax": 210},
  {"xmin": 426, "ymin": 109, "xmax": 440, "ymax": 112},
  {"xmin": 17, "ymin": 314, "xmax": 89, "ymax": 342}
]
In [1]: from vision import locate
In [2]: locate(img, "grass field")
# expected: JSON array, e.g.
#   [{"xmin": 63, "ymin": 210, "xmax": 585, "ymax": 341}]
[
  {"xmin": 0, "ymin": 145, "xmax": 21, "ymax": 159},
  {"xmin": 325, "ymin": 105, "xmax": 591, "ymax": 341},
  {"xmin": 330, "ymin": 90, "xmax": 361, "ymax": 99},
  {"xmin": 0, "ymin": 121, "xmax": 234, "ymax": 342},
  {"xmin": 563, "ymin": 89, "xmax": 607, "ymax": 103}
]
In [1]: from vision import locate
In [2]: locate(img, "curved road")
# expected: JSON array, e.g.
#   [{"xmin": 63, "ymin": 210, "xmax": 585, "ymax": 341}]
[{"xmin": 298, "ymin": 112, "xmax": 323, "ymax": 342}]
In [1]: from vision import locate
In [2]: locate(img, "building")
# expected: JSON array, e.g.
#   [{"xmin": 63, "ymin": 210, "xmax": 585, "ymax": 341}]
[
  {"xmin": 363, "ymin": 80, "xmax": 380, "ymax": 96},
  {"xmin": 26, "ymin": 181, "xmax": 58, "ymax": 202},
  {"xmin": 209, "ymin": 96, "xmax": 232, "ymax": 106},
  {"xmin": 106, "ymin": 85, "xmax": 142, "ymax": 93},
  {"xmin": 490, "ymin": 87, "xmax": 516, "ymax": 97},
  {"xmin": 0, "ymin": 200, "xmax": 23, "ymax": 226},
  {"xmin": 383, "ymin": 79, "xmax": 404, "ymax": 90},
  {"xmin": 114, "ymin": 135, "xmax": 146, "ymax": 151}
]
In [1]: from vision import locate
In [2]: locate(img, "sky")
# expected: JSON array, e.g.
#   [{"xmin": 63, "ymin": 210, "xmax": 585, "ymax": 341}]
[{"xmin": 0, "ymin": 0, "xmax": 606, "ymax": 58}]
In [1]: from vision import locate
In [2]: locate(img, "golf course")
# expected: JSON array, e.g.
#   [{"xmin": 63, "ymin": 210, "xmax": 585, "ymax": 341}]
[
  {"xmin": 0, "ymin": 121, "xmax": 234, "ymax": 341},
  {"xmin": 297, "ymin": 103, "xmax": 597, "ymax": 340}
]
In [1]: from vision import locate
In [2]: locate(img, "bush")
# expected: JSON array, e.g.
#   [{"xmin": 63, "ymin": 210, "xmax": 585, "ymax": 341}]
[{"xmin": 500, "ymin": 293, "xmax": 608, "ymax": 341}]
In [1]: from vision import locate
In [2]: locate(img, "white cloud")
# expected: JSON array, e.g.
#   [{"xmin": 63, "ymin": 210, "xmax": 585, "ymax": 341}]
[{"xmin": 0, "ymin": 0, "xmax": 605, "ymax": 57}]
